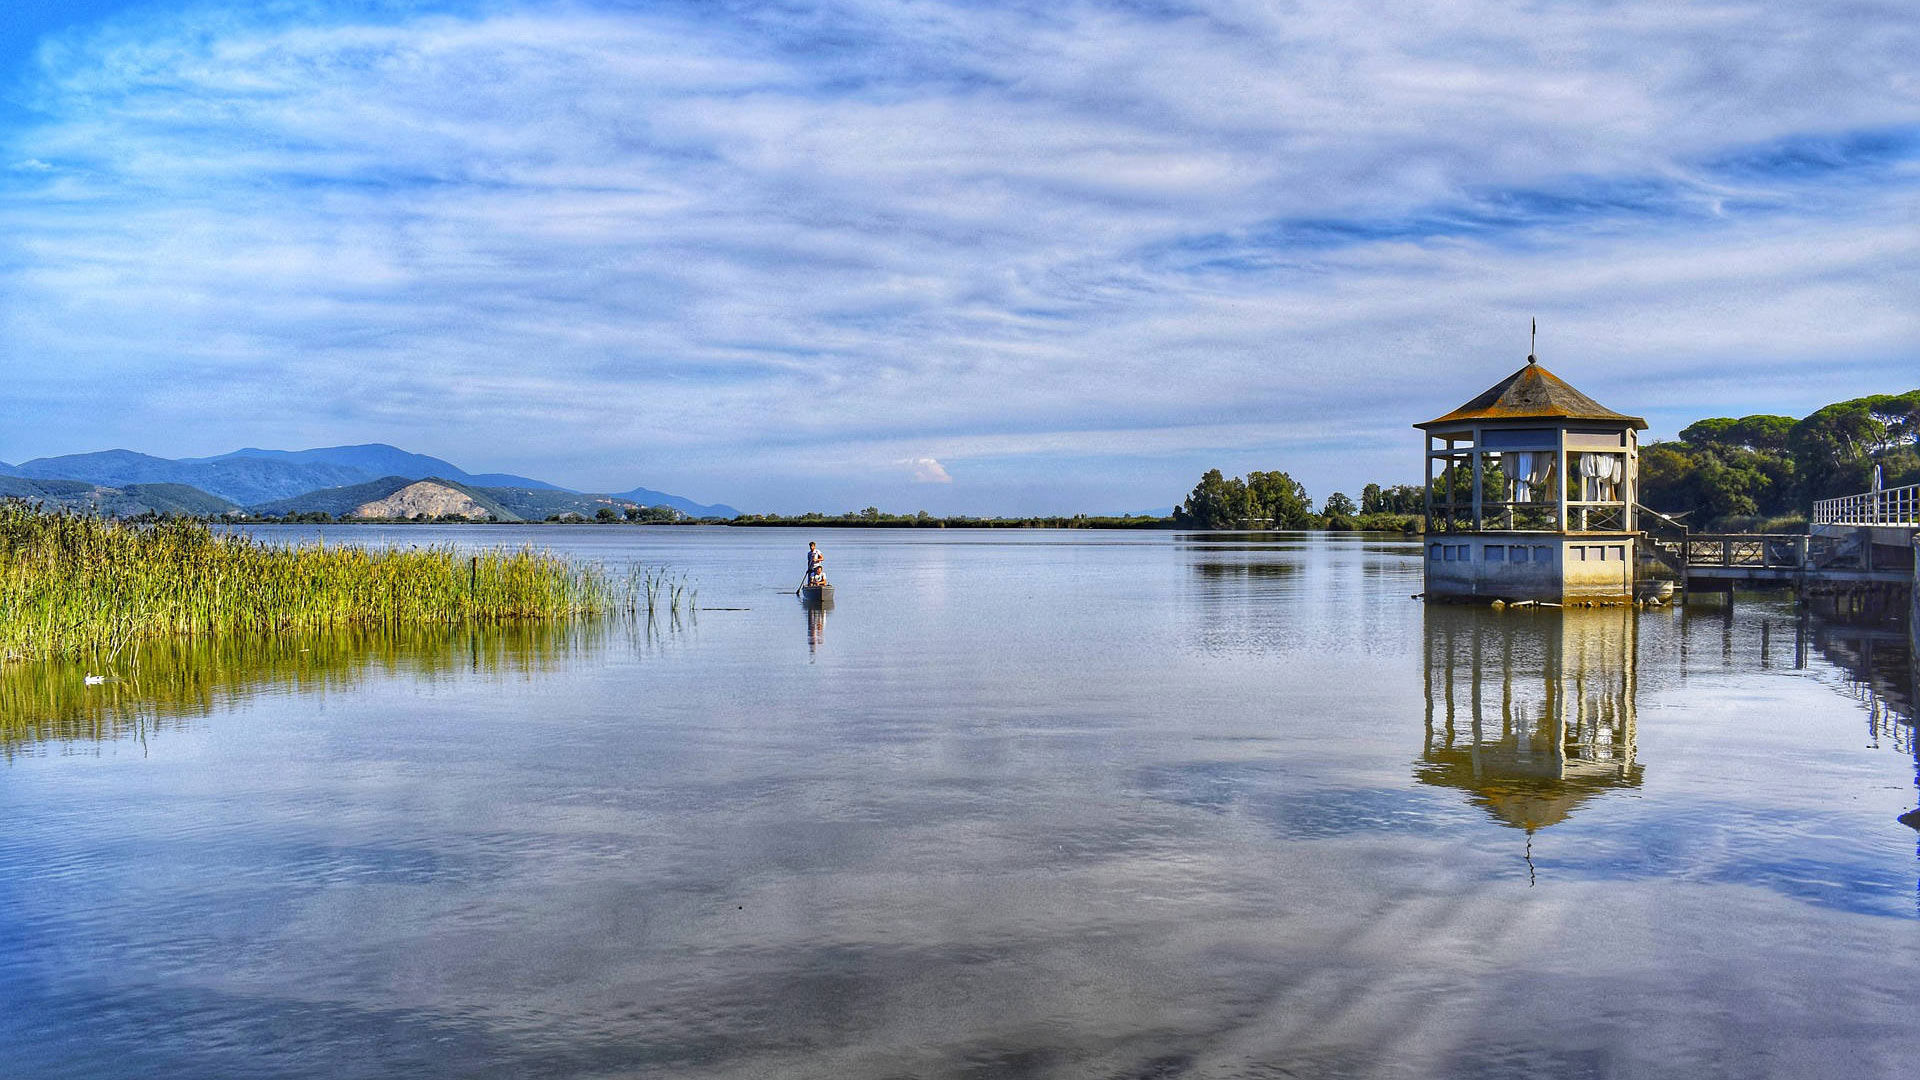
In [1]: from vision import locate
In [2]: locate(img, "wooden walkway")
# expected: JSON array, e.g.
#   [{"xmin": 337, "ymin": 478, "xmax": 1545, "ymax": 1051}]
[{"xmin": 1639, "ymin": 493, "xmax": 1917, "ymax": 593}]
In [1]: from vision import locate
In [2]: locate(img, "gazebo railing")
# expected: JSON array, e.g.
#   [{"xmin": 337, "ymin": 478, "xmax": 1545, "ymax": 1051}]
[
  {"xmin": 1426, "ymin": 499, "xmax": 1632, "ymax": 534},
  {"xmin": 1812, "ymin": 483, "xmax": 1920, "ymax": 526}
]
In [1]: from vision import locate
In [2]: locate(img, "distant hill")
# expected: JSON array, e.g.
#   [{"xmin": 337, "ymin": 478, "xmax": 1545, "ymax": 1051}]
[
  {"xmin": 4, "ymin": 442, "xmax": 737, "ymax": 517},
  {"xmin": 181, "ymin": 444, "xmax": 568, "ymax": 493},
  {"xmin": 111, "ymin": 483, "xmax": 241, "ymax": 517},
  {"xmin": 15, "ymin": 449, "xmax": 378, "ymax": 506},
  {"xmin": 250, "ymin": 476, "xmax": 520, "ymax": 521},
  {"xmin": 352, "ymin": 481, "xmax": 500, "ymax": 521},
  {"xmin": 0, "ymin": 476, "xmax": 239, "ymax": 517},
  {"xmin": 610, "ymin": 486, "xmax": 740, "ymax": 519},
  {"xmin": 2, "ymin": 476, "xmax": 102, "ymax": 507},
  {"xmin": 15, "ymin": 443, "xmax": 568, "ymax": 505},
  {"xmin": 243, "ymin": 475, "xmax": 738, "ymax": 521},
  {"xmin": 479, "ymin": 486, "xmax": 629, "ymax": 521},
  {"xmin": 249, "ymin": 476, "xmax": 718, "ymax": 522}
]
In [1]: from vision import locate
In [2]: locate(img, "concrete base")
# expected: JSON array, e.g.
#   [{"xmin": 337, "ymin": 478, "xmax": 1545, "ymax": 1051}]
[
  {"xmin": 1424, "ymin": 532, "xmax": 1636, "ymax": 605},
  {"xmin": 1812, "ymin": 523, "xmax": 1919, "ymax": 578}
]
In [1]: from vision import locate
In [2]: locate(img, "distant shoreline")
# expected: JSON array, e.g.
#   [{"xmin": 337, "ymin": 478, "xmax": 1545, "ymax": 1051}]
[
  {"xmin": 227, "ymin": 516, "xmax": 1182, "ymax": 529},
  {"xmin": 222, "ymin": 516, "xmax": 1425, "ymax": 532}
]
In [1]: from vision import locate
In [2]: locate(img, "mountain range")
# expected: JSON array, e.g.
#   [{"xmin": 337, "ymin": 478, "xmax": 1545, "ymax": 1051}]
[{"xmin": 0, "ymin": 444, "xmax": 738, "ymax": 520}]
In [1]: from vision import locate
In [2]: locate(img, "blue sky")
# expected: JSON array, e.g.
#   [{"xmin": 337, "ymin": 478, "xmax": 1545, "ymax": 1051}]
[{"xmin": 1, "ymin": 1, "xmax": 1915, "ymax": 514}]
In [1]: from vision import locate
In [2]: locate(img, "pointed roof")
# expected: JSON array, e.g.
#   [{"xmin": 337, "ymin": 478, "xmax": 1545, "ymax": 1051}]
[{"xmin": 1417, "ymin": 358, "xmax": 1647, "ymax": 430}]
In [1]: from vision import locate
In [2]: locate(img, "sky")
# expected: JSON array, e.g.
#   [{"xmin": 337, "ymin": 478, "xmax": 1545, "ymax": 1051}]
[{"xmin": 0, "ymin": 0, "xmax": 1915, "ymax": 515}]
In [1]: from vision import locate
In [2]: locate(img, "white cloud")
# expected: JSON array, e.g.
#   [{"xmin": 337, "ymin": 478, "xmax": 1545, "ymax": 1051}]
[
  {"xmin": 0, "ymin": 1, "xmax": 1915, "ymax": 512},
  {"xmin": 903, "ymin": 456, "xmax": 952, "ymax": 483}
]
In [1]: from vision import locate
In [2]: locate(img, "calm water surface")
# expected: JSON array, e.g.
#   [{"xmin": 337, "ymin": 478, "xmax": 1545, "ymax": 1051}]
[{"xmin": 3, "ymin": 527, "xmax": 1917, "ymax": 1078}]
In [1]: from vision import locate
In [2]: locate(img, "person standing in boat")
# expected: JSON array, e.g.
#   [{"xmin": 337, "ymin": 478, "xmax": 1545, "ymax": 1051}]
[{"xmin": 805, "ymin": 542, "xmax": 827, "ymax": 587}]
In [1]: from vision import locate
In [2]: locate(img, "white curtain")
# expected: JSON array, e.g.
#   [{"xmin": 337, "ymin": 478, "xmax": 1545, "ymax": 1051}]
[{"xmin": 1577, "ymin": 453, "xmax": 1624, "ymax": 501}]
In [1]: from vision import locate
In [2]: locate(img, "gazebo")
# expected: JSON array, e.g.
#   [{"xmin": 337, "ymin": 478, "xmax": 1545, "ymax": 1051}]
[{"xmin": 1417, "ymin": 355, "xmax": 1647, "ymax": 604}]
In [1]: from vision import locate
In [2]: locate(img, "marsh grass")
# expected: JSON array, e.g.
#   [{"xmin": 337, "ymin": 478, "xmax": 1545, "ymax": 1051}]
[
  {"xmin": 0, "ymin": 504, "xmax": 640, "ymax": 664},
  {"xmin": 639, "ymin": 567, "xmax": 696, "ymax": 621}
]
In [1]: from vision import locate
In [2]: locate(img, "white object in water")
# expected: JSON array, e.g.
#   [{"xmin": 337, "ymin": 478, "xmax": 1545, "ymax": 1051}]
[{"xmin": 83, "ymin": 674, "xmax": 106, "ymax": 686}]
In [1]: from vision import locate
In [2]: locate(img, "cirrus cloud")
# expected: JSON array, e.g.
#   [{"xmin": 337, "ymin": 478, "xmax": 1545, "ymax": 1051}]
[{"xmin": 0, "ymin": 0, "xmax": 1915, "ymax": 514}]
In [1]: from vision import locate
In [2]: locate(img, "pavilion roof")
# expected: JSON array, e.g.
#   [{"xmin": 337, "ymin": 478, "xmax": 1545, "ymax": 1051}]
[{"xmin": 1417, "ymin": 359, "xmax": 1648, "ymax": 430}]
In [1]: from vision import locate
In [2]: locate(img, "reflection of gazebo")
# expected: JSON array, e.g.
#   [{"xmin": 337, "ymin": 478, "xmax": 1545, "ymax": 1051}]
[
  {"xmin": 1417, "ymin": 606, "xmax": 1642, "ymax": 832},
  {"xmin": 1416, "ymin": 749, "xmax": 1640, "ymax": 831}
]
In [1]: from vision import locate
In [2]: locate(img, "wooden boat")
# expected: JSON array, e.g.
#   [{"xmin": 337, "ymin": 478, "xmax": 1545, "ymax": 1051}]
[{"xmin": 799, "ymin": 583, "xmax": 834, "ymax": 605}]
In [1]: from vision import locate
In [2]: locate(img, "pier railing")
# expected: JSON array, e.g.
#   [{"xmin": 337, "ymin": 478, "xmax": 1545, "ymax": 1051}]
[
  {"xmin": 1677, "ymin": 534, "xmax": 1807, "ymax": 570},
  {"xmin": 1813, "ymin": 483, "xmax": 1920, "ymax": 526}
]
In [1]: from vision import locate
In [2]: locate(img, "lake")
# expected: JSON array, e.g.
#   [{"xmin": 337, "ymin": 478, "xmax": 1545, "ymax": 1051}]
[{"xmin": 3, "ymin": 526, "xmax": 1916, "ymax": 1078}]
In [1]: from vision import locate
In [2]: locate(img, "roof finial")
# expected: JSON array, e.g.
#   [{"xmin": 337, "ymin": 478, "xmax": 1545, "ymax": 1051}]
[{"xmin": 1528, "ymin": 318, "xmax": 1537, "ymax": 364}]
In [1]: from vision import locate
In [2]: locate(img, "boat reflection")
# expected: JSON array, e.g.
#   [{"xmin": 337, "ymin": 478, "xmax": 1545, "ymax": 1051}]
[
  {"xmin": 803, "ymin": 594, "xmax": 829, "ymax": 658},
  {"xmin": 1416, "ymin": 606, "xmax": 1642, "ymax": 833}
]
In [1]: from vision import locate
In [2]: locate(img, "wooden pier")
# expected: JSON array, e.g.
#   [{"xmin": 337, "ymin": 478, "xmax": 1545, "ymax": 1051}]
[{"xmin": 1638, "ymin": 482, "xmax": 1919, "ymax": 605}]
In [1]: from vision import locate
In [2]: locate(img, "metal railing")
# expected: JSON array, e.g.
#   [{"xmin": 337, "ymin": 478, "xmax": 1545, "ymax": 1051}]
[
  {"xmin": 1678, "ymin": 534, "xmax": 1807, "ymax": 569},
  {"xmin": 1813, "ymin": 483, "xmax": 1920, "ymax": 526}
]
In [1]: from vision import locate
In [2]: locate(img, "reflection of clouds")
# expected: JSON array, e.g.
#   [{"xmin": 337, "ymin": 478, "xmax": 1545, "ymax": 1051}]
[
  {"xmin": 1138, "ymin": 761, "xmax": 1455, "ymax": 839},
  {"xmin": 1181, "ymin": 535, "xmax": 1423, "ymax": 658},
  {"xmin": 2, "ymin": 982, "xmax": 521, "ymax": 1078},
  {"xmin": 24, "ymin": 867, "xmax": 1911, "ymax": 1078}
]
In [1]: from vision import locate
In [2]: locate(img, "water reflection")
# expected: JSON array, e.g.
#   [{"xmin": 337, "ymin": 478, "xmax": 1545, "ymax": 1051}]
[
  {"xmin": 1417, "ymin": 606, "xmax": 1642, "ymax": 833},
  {"xmin": 802, "ymin": 594, "xmax": 829, "ymax": 657},
  {"xmin": 1811, "ymin": 621, "xmax": 1917, "ymax": 756},
  {"xmin": 1188, "ymin": 560, "xmax": 1300, "ymax": 579},
  {"xmin": 5, "ymin": 531, "xmax": 1920, "ymax": 1076},
  {"xmin": 1807, "ymin": 617, "xmax": 1918, "ymax": 835},
  {"xmin": 1665, "ymin": 593, "xmax": 1915, "ymax": 764},
  {"xmin": 0, "ymin": 621, "xmax": 609, "ymax": 756}
]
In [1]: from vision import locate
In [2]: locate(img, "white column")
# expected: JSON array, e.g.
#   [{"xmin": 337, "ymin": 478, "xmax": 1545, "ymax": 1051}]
[
  {"xmin": 1556, "ymin": 427, "xmax": 1569, "ymax": 533},
  {"xmin": 1624, "ymin": 432, "xmax": 1637, "ymax": 532},
  {"xmin": 1470, "ymin": 428, "xmax": 1483, "ymax": 531},
  {"xmin": 1424, "ymin": 435, "xmax": 1435, "ymax": 531}
]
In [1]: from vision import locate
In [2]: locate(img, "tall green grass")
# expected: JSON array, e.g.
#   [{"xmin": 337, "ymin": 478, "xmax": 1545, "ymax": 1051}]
[{"xmin": 0, "ymin": 504, "xmax": 636, "ymax": 664}]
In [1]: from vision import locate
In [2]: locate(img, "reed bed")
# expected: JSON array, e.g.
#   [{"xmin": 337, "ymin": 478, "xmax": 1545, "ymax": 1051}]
[{"xmin": 0, "ymin": 504, "xmax": 640, "ymax": 664}]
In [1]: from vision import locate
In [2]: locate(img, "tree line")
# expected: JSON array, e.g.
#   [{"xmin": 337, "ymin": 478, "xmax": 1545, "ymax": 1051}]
[
  {"xmin": 1172, "ymin": 469, "xmax": 1423, "ymax": 531},
  {"xmin": 1641, "ymin": 390, "xmax": 1919, "ymax": 528},
  {"xmin": 1172, "ymin": 387, "xmax": 1917, "ymax": 533},
  {"xmin": 730, "ymin": 508, "xmax": 1168, "ymax": 528}
]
